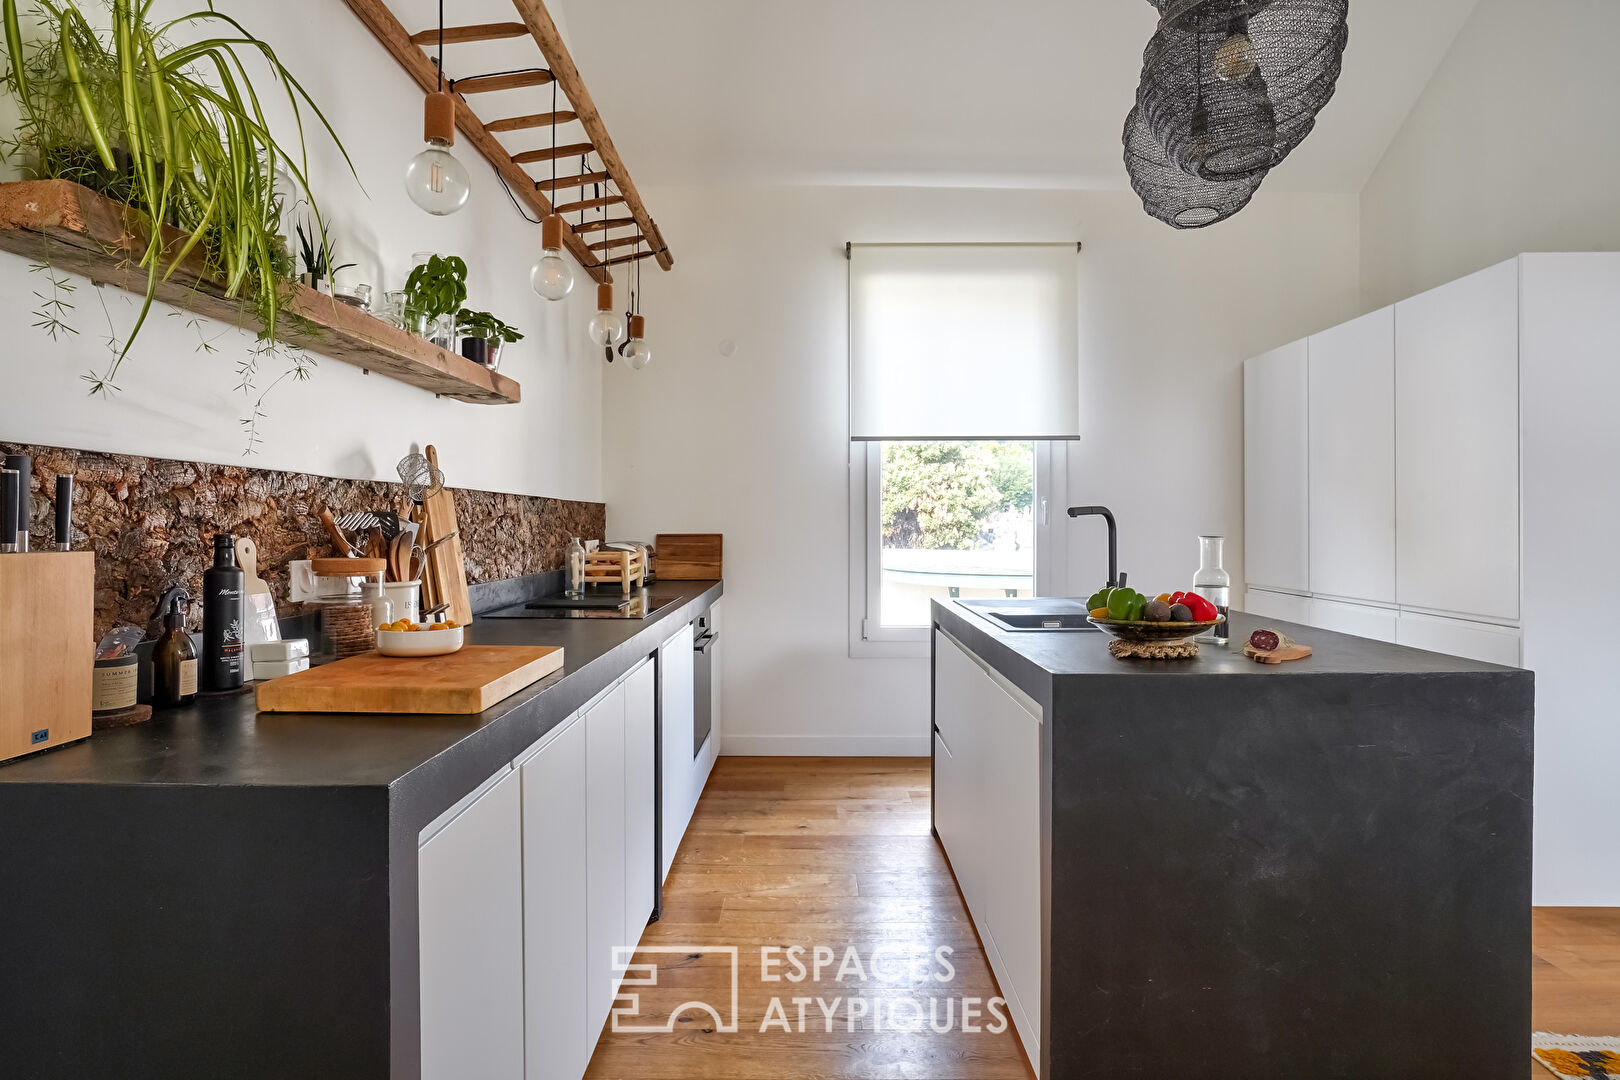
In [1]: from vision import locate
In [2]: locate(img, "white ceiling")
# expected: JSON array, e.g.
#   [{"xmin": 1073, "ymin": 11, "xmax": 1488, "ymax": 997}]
[
  {"xmin": 387, "ymin": 0, "xmax": 1479, "ymax": 195},
  {"xmin": 551, "ymin": 0, "xmax": 1480, "ymax": 193}
]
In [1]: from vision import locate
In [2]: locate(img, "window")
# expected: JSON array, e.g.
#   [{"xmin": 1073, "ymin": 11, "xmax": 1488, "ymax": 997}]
[{"xmin": 846, "ymin": 243, "xmax": 1079, "ymax": 657}]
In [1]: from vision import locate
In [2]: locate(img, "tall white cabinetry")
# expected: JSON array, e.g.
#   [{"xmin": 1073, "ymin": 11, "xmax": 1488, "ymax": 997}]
[
  {"xmin": 1243, "ymin": 340, "xmax": 1310, "ymax": 595},
  {"xmin": 659, "ymin": 624, "xmax": 697, "ymax": 883},
  {"xmin": 932, "ymin": 630, "xmax": 1043, "ymax": 1073},
  {"xmin": 1243, "ymin": 252, "xmax": 1620, "ymax": 906}
]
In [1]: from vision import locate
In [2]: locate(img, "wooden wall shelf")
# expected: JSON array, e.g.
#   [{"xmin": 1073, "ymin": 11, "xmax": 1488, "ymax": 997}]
[{"xmin": 0, "ymin": 180, "xmax": 520, "ymax": 405}]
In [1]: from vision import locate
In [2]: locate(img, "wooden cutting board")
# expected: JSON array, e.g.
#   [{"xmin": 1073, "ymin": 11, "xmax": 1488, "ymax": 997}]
[
  {"xmin": 655, "ymin": 533, "xmax": 722, "ymax": 580},
  {"xmin": 421, "ymin": 444, "xmax": 473, "ymax": 626},
  {"xmin": 256, "ymin": 645, "xmax": 563, "ymax": 715}
]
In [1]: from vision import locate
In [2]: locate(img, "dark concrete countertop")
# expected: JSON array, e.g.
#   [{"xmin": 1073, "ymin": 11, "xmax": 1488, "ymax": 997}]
[
  {"xmin": 933, "ymin": 598, "xmax": 1518, "ymax": 706},
  {"xmin": 0, "ymin": 578, "xmax": 721, "ymax": 795}
]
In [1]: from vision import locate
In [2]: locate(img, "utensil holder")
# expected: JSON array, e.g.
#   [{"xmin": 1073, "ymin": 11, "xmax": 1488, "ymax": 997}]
[{"xmin": 0, "ymin": 551, "xmax": 94, "ymax": 764}]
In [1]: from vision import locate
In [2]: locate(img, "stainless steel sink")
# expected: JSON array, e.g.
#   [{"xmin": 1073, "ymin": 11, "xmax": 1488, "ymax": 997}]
[{"xmin": 957, "ymin": 598, "xmax": 1101, "ymax": 632}]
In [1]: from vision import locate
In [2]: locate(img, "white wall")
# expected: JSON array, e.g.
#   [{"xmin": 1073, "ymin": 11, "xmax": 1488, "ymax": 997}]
[
  {"xmin": 604, "ymin": 184, "xmax": 1359, "ymax": 755},
  {"xmin": 1359, "ymin": 0, "xmax": 1620, "ymax": 311},
  {"xmin": 0, "ymin": 0, "xmax": 602, "ymax": 502}
]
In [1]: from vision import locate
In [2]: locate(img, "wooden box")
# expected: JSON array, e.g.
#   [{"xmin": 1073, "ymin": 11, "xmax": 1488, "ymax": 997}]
[
  {"xmin": 654, "ymin": 534, "xmax": 722, "ymax": 580},
  {"xmin": 0, "ymin": 552, "xmax": 94, "ymax": 763}
]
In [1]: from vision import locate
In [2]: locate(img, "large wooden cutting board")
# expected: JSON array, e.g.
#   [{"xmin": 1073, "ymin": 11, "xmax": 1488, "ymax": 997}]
[
  {"xmin": 256, "ymin": 646, "xmax": 564, "ymax": 715},
  {"xmin": 655, "ymin": 533, "xmax": 722, "ymax": 580}
]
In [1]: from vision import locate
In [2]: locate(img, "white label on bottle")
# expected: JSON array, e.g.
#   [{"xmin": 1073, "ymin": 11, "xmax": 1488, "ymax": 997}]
[{"xmin": 179, "ymin": 659, "xmax": 199, "ymax": 697}]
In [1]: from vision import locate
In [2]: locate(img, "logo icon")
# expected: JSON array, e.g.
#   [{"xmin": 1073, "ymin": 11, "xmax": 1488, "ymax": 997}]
[{"xmin": 610, "ymin": 945, "xmax": 740, "ymax": 1034}]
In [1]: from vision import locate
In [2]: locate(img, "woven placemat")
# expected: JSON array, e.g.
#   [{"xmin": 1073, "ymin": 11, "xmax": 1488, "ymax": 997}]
[
  {"xmin": 1533, "ymin": 1033, "xmax": 1620, "ymax": 1078},
  {"xmin": 1107, "ymin": 638, "xmax": 1199, "ymax": 661}
]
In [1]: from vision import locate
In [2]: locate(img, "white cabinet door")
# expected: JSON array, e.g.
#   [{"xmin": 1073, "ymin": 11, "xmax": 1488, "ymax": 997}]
[
  {"xmin": 931, "ymin": 730, "xmax": 974, "ymax": 903},
  {"xmin": 1395, "ymin": 259, "xmax": 1520, "ymax": 621},
  {"xmin": 977, "ymin": 664, "xmax": 1043, "ymax": 1070},
  {"xmin": 932, "ymin": 630, "xmax": 978, "ymax": 766},
  {"xmin": 1244, "ymin": 340, "xmax": 1310, "ymax": 594},
  {"xmin": 1242, "ymin": 588, "xmax": 1311, "ymax": 624},
  {"xmin": 585, "ymin": 683, "xmax": 627, "ymax": 1034},
  {"xmin": 1308, "ymin": 597, "xmax": 1397, "ymax": 643},
  {"xmin": 1309, "ymin": 307, "xmax": 1396, "ymax": 604},
  {"xmin": 519, "ymin": 718, "xmax": 590, "ymax": 1080},
  {"xmin": 623, "ymin": 659, "xmax": 657, "ymax": 949},
  {"xmin": 1396, "ymin": 611, "xmax": 1522, "ymax": 667},
  {"xmin": 659, "ymin": 624, "xmax": 696, "ymax": 883},
  {"xmin": 931, "ymin": 631, "xmax": 983, "ymax": 910},
  {"xmin": 419, "ymin": 767, "xmax": 525, "ymax": 1080}
]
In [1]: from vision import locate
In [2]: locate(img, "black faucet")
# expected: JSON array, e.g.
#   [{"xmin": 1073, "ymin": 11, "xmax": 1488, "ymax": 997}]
[{"xmin": 1067, "ymin": 505, "xmax": 1124, "ymax": 589}]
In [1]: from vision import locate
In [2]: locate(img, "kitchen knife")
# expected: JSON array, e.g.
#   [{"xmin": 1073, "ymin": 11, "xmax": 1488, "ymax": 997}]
[
  {"xmin": 1, "ymin": 469, "xmax": 18, "ymax": 553},
  {"xmin": 3, "ymin": 453, "xmax": 30, "ymax": 552},
  {"xmin": 54, "ymin": 475, "xmax": 73, "ymax": 550}
]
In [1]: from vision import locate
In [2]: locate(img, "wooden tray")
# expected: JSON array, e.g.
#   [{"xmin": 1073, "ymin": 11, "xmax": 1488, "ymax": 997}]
[{"xmin": 256, "ymin": 645, "xmax": 563, "ymax": 715}]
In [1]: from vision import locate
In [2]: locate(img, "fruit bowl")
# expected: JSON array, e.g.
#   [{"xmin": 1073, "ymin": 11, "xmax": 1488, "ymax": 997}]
[
  {"xmin": 1086, "ymin": 615, "xmax": 1223, "ymax": 643},
  {"xmin": 376, "ymin": 624, "xmax": 465, "ymax": 657}
]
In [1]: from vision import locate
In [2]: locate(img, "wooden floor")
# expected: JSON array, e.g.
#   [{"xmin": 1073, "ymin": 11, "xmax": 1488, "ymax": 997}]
[{"xmin": 586, "ymin": 757, "xmax": 1620, "ymax": 1080}]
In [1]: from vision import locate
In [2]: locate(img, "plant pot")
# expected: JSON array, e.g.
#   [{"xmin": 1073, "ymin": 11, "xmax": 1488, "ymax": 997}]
[{"xmin": 459, "ymin": 335, "xmax": 491, "ymax": 367}]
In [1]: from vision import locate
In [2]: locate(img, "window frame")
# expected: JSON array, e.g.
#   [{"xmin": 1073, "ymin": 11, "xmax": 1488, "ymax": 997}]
[{"xmin": 848, "ymin": 440, "xmax": 1066, "ymax": 659}]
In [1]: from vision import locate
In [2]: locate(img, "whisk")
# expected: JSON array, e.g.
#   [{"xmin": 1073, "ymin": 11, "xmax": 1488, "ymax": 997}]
[{"xmin": 396, "ymin": 451, "xmax": 444, "ymax": 504}]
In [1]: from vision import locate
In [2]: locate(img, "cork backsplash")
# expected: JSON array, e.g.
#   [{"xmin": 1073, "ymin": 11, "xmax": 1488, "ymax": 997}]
[{"xmin": 0, "ymin": 443, "xmax": 606, "ymax": 639}]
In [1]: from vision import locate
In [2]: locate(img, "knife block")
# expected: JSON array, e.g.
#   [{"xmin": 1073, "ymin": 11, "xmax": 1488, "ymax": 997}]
[{"xmin": 0, "ymin": 551, "xmax": 95, "ymax": 764}]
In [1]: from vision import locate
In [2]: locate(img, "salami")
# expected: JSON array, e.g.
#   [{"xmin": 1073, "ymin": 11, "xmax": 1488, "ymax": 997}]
[{"xmin": 1249, "ymin": 629, "xmax": 1281, "ymax": 653}]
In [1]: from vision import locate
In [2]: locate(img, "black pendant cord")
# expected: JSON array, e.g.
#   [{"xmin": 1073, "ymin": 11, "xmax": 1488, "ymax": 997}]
[
  {"xmin": 549, "ymin": 79, "xmax": 558, "ymax": 208},
  {"xmin": 436, "ymin": 0, "xmax": 443, "ymax": 92}
]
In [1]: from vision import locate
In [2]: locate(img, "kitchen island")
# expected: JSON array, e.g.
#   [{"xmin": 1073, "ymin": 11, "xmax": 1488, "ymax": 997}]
[
  {"xmin": 931, "ymin": 599, "xmax": 1533, "ymax": 1080},
  {"xmin": 0, "ymin": 578, "xmax": 721, "ymax": 1080}
]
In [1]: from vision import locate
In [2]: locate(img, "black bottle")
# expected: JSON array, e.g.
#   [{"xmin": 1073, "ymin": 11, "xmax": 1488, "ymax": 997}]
[
  {"xmin": 201, "ymin": 533, "xmax": 245, "ymax": 691},
  {"xmin": 152, "ymin": 587, "xmax": 199, "ymax": 707}
]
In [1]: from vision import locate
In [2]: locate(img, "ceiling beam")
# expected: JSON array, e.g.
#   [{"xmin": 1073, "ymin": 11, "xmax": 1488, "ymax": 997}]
[
  {"xmin": 340, "ymin": 0, "xmax": 607, "ymax": 281},
  {"xmin": 409, "ymin": 22, "xmax": 529, "ymax": 46},
  {"xmin": 510, "ymin": 141, "xmax": 596, "ymax": 165},
  {"xmin": 508, "ymin": 0, "xmax": 673, "ymax": 270},
  {"xmin": 485, "ymin": 110, "xmax": 576, "ymax": 132}
]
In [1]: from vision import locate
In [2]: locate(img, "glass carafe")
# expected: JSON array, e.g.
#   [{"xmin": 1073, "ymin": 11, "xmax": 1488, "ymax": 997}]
[
  {"xmin": 565, "ymin": 537, "xmax": 587, "ymax": 597},
  {"xmin": 1193, "ymin": 535, "xmax": 1231, "ymax": 644}
]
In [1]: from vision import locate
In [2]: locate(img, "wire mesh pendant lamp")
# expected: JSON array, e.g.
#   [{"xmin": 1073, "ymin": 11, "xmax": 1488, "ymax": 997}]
[{"xmin": 1126, "ymin": 0, "xmax": 1350, "ymax": 227}]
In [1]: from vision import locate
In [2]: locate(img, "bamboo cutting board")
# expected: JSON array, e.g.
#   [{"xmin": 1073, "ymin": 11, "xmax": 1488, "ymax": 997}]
[{"xmin": 256, "ymin": 646, "xmax": 564, "ymax": 715}]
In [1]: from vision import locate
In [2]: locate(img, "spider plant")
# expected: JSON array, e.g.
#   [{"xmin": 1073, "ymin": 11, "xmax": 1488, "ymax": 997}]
[{"xmin": 1, "ymin": 0, "xmax": 356, "ymax": 394}]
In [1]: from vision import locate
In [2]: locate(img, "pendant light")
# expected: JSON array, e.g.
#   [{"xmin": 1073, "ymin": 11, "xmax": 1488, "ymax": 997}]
[
  {"xmin": 531, "ymin": 80, "xmax": 575, "ymax": 301},
  {"xmin": 587, "ymin": 197, "xmax": 627, "ymax": 349},
  {"xmin": 404, "ymin": 2, "xmax": 470, "ymax": 216},
  {"xmin": 618, "ymin": 246, "xmax": 652, "ymax": 370},
  {"xmin": 1123, "ymin": 103, "xmax": 1266, "ymax": 229}
]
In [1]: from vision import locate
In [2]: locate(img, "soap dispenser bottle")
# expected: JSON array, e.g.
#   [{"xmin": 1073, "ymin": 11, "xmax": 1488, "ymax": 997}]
[
  {"xmin": 152, "ymin": 587, "xmax": 199, "ymax": 707},
  {"xmin": 202, "ymin": 533, "xmax": 245, "ymax": 691}
]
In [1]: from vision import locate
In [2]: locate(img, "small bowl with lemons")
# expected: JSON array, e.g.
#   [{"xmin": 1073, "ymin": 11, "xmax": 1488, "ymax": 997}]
[{"xmin": 376, "ymin": 617, "xmax": 465, "ymax": 657}]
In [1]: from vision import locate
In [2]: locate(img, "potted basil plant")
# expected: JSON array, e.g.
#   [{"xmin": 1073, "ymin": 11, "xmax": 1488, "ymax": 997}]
[
  {"xmin": 456, "ymin": 309, "xmax": 524, "ymax": 370},
  {"xmin": 403, "ymin": 254, "xmax": 467, "ymax": 348}
]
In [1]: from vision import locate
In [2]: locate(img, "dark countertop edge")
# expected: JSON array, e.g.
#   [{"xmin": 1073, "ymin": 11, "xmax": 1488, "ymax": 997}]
[{"xmin": 932, "ymin": 598, "xmax": 1527, "ymax": 708}]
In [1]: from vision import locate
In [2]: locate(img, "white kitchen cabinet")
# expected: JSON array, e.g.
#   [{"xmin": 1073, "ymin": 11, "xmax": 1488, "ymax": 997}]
[
  {"xmin": 1308, "ymin": 597, "xmax": 1397, "ymax": 644},
  {"xmin": 1309, "ymin": 307, "xmax": 1396, "ymax": 604},
  {"xmin": 659, "ymin": 623, "xmax": 697, "ymax": 884},
  {"xmin": 1244, "ymin": 339, "xmax": 1310, "ymax": 595},
  {"xmin": 1395, "ymin": 259, "xmax": 1520, "ymax": 622},
  {"xmin": 1396, "ymin": 611, "xmax": 1522, "ymax": 667},
  {"xmin": 585, "ymin": 682, "xmax": 627, "ymax": 1032},
  {"xmin": 1241, "ymin": 588, "xmax": 1311, "ymax": 625},
  {"xmin": 518, "ymin": 718, "xmax": 590, "ymax": 1080},
  {"xmin": 932, "ymin": 629, "xmax": 1042, "ymax": 1072},
  {"xmin": 623, "ymin": 659, "xmax": 657, "ymax": 949},
  {"xmin": 419, "ymin": 766, "xmax": 526, "ymax": 1080}
]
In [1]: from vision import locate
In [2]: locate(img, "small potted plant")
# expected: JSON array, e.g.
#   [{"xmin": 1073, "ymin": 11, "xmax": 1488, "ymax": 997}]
[
  {"xmin": 456, "ymin": 309, "xmax": 525, "ymax": 370},
  {"xmin": 403, "ymin": 254, "xmax": 468, "ymax": 348},
  {"xmin": 295, "ymin": 220, "xmax": 353, "ymax": 295}
]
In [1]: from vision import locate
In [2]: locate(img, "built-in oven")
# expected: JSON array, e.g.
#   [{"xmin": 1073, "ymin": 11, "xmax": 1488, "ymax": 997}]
[{"xmin": 693, "ymin": 614, "xmax": 718, "ymax": 757}]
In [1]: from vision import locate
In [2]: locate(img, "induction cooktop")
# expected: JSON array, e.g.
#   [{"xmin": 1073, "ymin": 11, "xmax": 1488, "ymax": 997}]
[{"xmin": 483, "ymin": 590, "xmax": 677, "ymax": 620}]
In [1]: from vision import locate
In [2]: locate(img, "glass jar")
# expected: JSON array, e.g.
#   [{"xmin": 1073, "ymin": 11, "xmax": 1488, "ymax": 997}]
[
  {"xmin": 301, "ymin": 559, "xmax": 387, "ymax": 663},
  {"xmin": 565, "ymin": 537, "xmax": 587, "ymax": 597},
  {"xmin": 1193, "ymin": 535, "xmax": 1231, "ymax": 644}
]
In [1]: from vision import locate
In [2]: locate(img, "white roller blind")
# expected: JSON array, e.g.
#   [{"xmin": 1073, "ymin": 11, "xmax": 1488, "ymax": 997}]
[{"xmin": 849, "ymin": 243, "xmax": 1080, "ymax": 440}]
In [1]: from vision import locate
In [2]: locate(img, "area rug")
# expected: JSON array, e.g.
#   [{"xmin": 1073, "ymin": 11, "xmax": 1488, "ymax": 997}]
[{"xmin": 1534, "ymin": 1034, "xmax": 1620, "ymax": 1078}]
